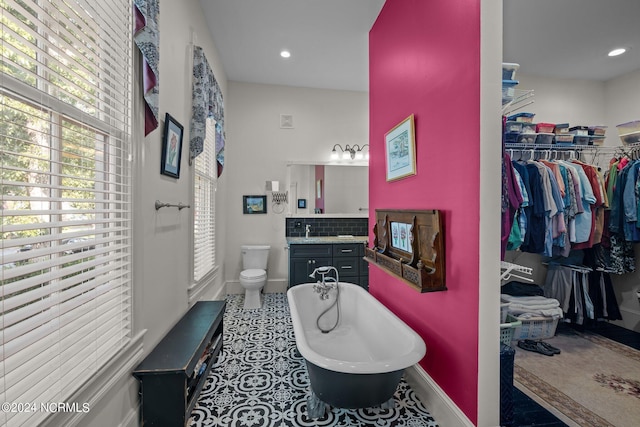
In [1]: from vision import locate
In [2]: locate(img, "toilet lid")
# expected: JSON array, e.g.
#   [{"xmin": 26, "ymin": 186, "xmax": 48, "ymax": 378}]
[{"xmin": 241, "ymin": 269, "xmax": 266, "ymax": 280}]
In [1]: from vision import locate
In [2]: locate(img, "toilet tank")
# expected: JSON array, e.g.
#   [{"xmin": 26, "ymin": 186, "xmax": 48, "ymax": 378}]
[{"xmin": 241, "ymin": 245, "xmax": 271, "ymax": 270}]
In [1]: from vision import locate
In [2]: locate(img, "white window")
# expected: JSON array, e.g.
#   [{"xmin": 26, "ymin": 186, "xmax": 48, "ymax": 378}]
[
  {"xmin": 193, "ymin": 118, "xmax": 217, "ymax": 281},
  {"xmin": 1, "ymin": 1, "xmax": 132, "ymax": 426}
]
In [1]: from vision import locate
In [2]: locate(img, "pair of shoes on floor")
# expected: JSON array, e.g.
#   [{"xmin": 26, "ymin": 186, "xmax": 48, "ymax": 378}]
[{"xmin": 517, "ymin": 339, "xmax": 561, "ymax": 356}]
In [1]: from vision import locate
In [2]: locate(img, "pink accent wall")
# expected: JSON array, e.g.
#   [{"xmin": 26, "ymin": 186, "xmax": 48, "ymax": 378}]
[{"xmin": 369, "ymin": 0, "xmax": 481, "ymax": 423}]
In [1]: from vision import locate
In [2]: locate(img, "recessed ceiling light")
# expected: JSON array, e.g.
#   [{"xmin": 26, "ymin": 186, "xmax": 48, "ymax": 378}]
[
  {"xmin": 280, "ymin": 50, "xmax": 291, "ymax": 59},
  {"xmin": 608, "ymin": 47, "xmax": 627, "ymax": 57}
]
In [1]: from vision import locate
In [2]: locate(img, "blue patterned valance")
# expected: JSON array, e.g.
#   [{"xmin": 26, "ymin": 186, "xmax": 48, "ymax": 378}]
[
  {"xmin": 190, "ymin": 46, "xmax": 225, "ymax": 176},
  {"xmin": 133, "ymin": 0, "xmax": 160, "ymax": 136}
]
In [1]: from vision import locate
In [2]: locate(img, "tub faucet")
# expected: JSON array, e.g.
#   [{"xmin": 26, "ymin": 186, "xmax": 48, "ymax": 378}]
[
  {"xmin": 309, "ymin": 266, "xmax": 339, "ymax": 300},
  {"xmin": 305, "ymin": 224, "xmax": 311, "ymax": 238}
]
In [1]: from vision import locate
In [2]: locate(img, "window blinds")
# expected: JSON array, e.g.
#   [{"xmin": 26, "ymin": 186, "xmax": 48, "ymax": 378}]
[
  {"xmin": 1, "ymin": 1, "xmax": 132, "ymax": 425},
  {"xmin": 193, "ymin": 118, "xmax": 216, "ymax": 282}
]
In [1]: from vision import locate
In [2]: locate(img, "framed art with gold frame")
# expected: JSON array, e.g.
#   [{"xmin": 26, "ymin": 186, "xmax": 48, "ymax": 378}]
[{"xmin": 384, "ymin": 114, "xmax": 416, "ymax": 181}]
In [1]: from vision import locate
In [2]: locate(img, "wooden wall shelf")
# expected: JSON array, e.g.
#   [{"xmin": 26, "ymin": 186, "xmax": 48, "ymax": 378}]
[{"xmin": 364, "ymin": 209, "xmax": 446, "ymax": 293}]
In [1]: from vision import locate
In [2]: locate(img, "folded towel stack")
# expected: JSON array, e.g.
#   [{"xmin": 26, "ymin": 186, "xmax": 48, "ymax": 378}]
[{"xmin": 501, "ymin": 294, "xmax": 564, "ymax": 319}]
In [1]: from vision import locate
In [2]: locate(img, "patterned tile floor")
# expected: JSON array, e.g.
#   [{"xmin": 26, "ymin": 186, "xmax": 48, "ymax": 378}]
[{"xmin": 188, "ymin": 293, "xmax": 439, "ymax": 427}]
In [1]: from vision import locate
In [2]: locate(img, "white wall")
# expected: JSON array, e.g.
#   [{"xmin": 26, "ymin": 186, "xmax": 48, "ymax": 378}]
[
  {"xmin": 514, "ymin": 73, "xmax": 608, "ymax": 141},
  {"xmin": 224, "ymin": 82, "xmax": 369, "ymax": 290},
  {"xmin": 70, "ymin": 1, "xmax": 228, "ymax": 426}
]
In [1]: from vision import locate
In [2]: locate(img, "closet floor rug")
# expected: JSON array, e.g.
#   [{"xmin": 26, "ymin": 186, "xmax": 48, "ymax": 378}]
[
  {"xmin": 513, "ymin": 327, "xmax": 640, "ymax": 427},
  {"xmin": 188, "ymin": 293, "xmax": 438, "ymax": 427}
]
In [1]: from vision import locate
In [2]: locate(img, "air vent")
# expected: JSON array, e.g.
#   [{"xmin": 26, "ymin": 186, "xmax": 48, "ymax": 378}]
[{"xmin": 280, "ymin": 114, "xmax": 294, "ymax": 129}]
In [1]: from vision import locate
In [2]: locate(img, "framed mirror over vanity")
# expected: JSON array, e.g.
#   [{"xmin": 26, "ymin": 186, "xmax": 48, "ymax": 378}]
[{"xmin": 286, "ymin": 162, "xmax": 368, "ymax": 215}]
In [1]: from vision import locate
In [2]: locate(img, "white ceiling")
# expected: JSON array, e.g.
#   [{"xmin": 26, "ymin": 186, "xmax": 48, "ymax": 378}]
[
  {"xmin": 503, "ymin": 0, "xmax": 640, "ymax": 82},
  {"xmin": 199, "ymin": 0, "xmax": 640, "ymax": 92}
]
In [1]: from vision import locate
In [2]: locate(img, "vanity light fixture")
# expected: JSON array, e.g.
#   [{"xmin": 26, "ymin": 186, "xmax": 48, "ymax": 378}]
[
  {"xmin": 330, "ymin": 144, "xmax": 369, "ymax": 161},
  {"xmin": 608, "ymin": 47, "xmax": 627, "ymax": 57},
  {"xmin": 280, "ymin": 50, "xmax": 291, "ymax": 58}
]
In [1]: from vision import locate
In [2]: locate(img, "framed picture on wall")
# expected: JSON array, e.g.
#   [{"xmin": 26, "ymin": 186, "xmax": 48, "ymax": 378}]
[
  {"xmin": 160, "ymin": 113, "xmax": 184, "ymax": 178},
  {"xmin": 243, "ymin": 195, "xmax": 267, "ymax": 214},
  {"xmin": 385, "ymin": 114, "xmax": 416, "ymax": 181}
]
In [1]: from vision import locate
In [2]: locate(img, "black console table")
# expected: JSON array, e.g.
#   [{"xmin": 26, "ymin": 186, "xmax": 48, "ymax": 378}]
[{"xmin": 133, "ymin": 300, "xmax": 225, "ymax": 426}]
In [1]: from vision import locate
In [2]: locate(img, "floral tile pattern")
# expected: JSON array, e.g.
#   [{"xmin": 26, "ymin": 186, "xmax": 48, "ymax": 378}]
[{"xmin": 189, "ymin": 293, "xmax": 438, "ymax": 427}]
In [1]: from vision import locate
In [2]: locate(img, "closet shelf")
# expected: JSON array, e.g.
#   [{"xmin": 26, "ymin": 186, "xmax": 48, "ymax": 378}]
[
  {"xmin": 503, "ymin": 143, "xmax": 617, "ymax": 151},
  {"xmin": 500, "ymin": 261, "xmax": 533, "ymax": 282},
  {"xmin": 503, "ymin": 89, "xmax": 534, "ymax": 116}
]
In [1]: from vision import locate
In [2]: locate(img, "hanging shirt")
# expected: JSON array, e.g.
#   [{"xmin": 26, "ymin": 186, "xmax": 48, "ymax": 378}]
[
  {"xmin": 502, "ymin": 153, "xmax": 523, "ymax": 258},
  {"xmin": 561, "ymin": 161, "xmax": 595, "ymax": 244},
  {"xmin": 520, "ymin": 162, "xmax": 546, "ymax": 254}
]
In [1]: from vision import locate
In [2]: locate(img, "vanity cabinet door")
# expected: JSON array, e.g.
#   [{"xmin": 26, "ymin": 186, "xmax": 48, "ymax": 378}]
[
  {"xmin": 290, "ymin": 257, "xmax": 332, "ymax": 286},
  {"xmin": 289, "ymin": 246, "xmax": 332, "ymax": 286}
]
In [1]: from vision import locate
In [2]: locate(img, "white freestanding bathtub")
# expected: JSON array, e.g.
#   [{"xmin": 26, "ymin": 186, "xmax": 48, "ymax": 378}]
[{"xmin": 287, "ymin": 281, "xmax": 426, "ymax": 416}]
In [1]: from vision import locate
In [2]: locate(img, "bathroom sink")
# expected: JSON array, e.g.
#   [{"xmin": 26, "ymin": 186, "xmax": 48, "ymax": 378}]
[{"xmin": 299, "ymin": 237, "xmax": 326, "ymax": 242}]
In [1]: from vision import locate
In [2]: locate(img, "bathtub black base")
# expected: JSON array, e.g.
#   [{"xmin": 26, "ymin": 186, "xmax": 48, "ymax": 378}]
[{"xmin": 305, "ymin": 361, "xmax": 403, "ymax": 413}]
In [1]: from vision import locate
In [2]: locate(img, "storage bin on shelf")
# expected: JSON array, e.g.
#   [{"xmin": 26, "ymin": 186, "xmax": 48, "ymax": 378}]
[
  {"xmin": 505, "ymin": 132, "xmax": 519, "ymax": 144},
  {"xmin": 555, "ymin": 134, "xmax": 574, "ymax": 146},
  {"xmin": 509, "ymin": 313, "xmax": 559, "ymax": 341},
  {"xmin": 521, "ymin": 123, "xmax": 536, "ymax": 134},
  {"xmin": 505, "ymin": 121, "xmax": 523, "ymax": 133},
  {"xmin": 536, "ymin": 123, "xmax": 555, "ymax": 133},
  {"xmin": 616, "ymin": 120, "xmax": 640, "ymax": 145},
  {"xmin": 588, "ymin": 125, "xmax": 607, "ymax": 136},
  {"xmin": 535, "ymin": 133, "xmax": 554, "ymax": 145},
  {"xmin": 554, "ymin": 123, "xmax": 570, "ymax": 134},
  {"xmin": 502, "ymin": 63, "xmax": 520, "ymax": 80},
  {"xmin": 507, "ymin": 112, "xmax": 535, "ymax": 123},
  {"xmin": 502, "ymin": 80, "xmax": 519, "ymax": 105},
  {"xmin": 517, "ymin": 133, "xmax": 537, "ymax": 144},
  {"xmin": 569, "ymin": 126, "xmax": 589, "ymax": 136}
]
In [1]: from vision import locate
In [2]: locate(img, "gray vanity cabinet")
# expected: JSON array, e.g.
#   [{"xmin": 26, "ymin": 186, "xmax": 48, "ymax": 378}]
[
  {"xmin": 288, "ymin": 241, "xmax": 368, "ymax": 289},
  {"xmin": 288, "ymin": 244, "xmax": 332, "ymax": 286}
]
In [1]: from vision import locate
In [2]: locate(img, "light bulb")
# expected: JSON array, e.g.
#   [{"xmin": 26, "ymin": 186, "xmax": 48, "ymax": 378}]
[
  {"xmin": 608, "ymin": 48, "xmax": 627, "ymax": 57},
  {"xmin": 331, "ymin": 150, "xmax": 339, "ymax": 160},
  {"xmin": 355, "ymin": 151, "xmax": 364, "ymax": 160}
]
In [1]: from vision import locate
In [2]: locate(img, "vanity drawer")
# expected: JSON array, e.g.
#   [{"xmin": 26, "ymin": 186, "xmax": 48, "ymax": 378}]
[
  {"xmin": 332, "ymin": 243, "xmax": 363, "ymax": 257},
  {"xmin": 289, "ymin": 244, "xmax": 333, "ymax": 258},
  {"xmin": 333, "ymin": 257, "xmax": 360, "ymax": 277}
]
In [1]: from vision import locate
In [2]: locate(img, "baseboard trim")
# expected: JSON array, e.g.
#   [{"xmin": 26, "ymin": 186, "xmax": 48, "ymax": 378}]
[
  {"xmin": 613, "ymin": 307, "xmax": 640, "ymax": 332},
  {"xmin": 118, "ymin": 393, "xmax": 139, "ymax": 427},
  {"xmin": 405, "ymin": 364, "xmax": 474, "ymax": 427},
  {"xmin": 226, "ymin": 279, "xmax": 288, "ymax": 295}
]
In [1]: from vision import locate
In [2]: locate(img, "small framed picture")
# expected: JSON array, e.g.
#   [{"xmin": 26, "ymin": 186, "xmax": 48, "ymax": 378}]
[
  {"xmin": 161, "ymin": 113, "xmax": 184, "ymax": 178},
  {"xmin": 243, "ymin": 195, "xmax": 267, "ymax": 214},
  {"xmin": 385, "ymin": 114, "xmax": 416, "ymax": 181},
  {"xmin": 298, "ymin": 199, "xmax": 307, "ymax": 209}
]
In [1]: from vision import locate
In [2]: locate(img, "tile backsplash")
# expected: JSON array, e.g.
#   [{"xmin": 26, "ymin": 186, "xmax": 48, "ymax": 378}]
[{"xmin": 285, "ymin": 217, "xmax": 369, "ymax": 237}]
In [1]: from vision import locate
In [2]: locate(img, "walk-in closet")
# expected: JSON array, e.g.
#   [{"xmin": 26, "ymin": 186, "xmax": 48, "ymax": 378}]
[{"xmin": 500, "ymin": 1, "xmax": 640, "ymax": 426}]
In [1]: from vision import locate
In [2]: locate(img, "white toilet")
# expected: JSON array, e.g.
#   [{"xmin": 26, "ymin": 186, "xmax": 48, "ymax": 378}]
[{"xmin": 239, "ymin": 245, "xmax": 270, "ymax": 309}]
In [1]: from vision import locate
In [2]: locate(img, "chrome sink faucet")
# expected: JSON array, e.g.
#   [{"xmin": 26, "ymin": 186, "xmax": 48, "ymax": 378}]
[
  {"xmin": 309, "ymin": 266, "xmax": 339, "ymax": 300},
  {"xmin": 305, "ymin": 224, "xmax": 311, "ymax": 238}
]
